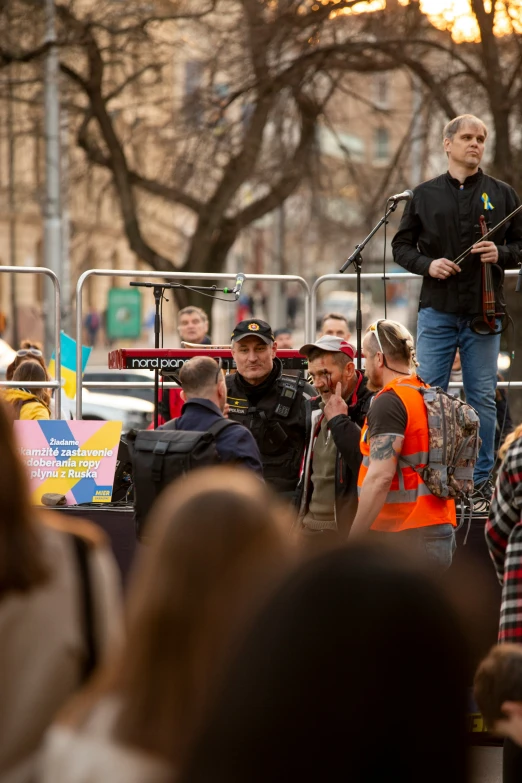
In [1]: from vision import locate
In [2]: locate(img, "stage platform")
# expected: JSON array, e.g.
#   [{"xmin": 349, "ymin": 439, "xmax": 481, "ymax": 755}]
[{"xmin": 41, "ymin": 503, "xmax": 138, "ymax": 585}]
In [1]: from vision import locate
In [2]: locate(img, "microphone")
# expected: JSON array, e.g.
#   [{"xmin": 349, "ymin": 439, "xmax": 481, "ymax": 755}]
[
  {"xmin": 233, "ymin": 273, "xmax": 246, "ymax": 299},
  {"xmin": 388, "ymin": 189, "xmax": 414, "ymax": 204}
]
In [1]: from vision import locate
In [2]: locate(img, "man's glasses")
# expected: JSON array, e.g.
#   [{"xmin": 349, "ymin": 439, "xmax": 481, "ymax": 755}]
[
  {"xmin": 16, "ymin": 348, "xmax": 43, "ymax": 358},
  {"xmin": 368, "ymin": 320, "xmax": 385, "ymax": 355}
]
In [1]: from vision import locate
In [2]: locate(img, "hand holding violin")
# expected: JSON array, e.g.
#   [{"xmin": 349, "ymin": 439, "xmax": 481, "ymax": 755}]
[{"xmin": 471, "ymin": 241, "xmax": 499, "ymax": 264}]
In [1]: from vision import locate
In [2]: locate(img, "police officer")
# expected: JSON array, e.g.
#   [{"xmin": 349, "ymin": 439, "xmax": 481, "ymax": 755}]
[{"xmin": 226, "ymin": 319, "xmax": 314, "ymax": 499}]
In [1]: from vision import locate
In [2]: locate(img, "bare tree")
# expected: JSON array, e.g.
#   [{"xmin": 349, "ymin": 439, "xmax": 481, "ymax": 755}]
[
  {"xmin": 53, "ymin": 0, "xmax": 370, "ymax": 310},
  {"xmin": 2, "ymin": 1, "xmax": 521, "ymax": 317},
  {"xmin": 3, "ymin": 0, "xmax": 404, "ymax": 313}
]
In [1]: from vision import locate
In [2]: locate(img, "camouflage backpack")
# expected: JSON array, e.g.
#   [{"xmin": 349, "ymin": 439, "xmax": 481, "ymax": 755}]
[{"xmin": 400, "ymin": 386, "xmax": 481, "ymax": 500}]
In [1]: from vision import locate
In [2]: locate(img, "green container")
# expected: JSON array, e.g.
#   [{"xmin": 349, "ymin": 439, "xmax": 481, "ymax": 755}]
[{"xmin": 106, "ymin": 288, "xmax": 142, "ymax": 339}]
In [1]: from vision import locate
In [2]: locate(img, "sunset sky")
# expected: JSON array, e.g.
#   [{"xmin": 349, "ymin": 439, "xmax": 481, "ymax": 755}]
[{"xmin": 328, "ymin": 0, "xmax": 522, "ymax": 42}]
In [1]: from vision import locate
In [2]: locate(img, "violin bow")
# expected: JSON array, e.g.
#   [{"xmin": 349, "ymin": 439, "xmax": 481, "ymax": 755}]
[{"xmin": 454, "ymin": 202, "xmax": 522, "ymax": 266}]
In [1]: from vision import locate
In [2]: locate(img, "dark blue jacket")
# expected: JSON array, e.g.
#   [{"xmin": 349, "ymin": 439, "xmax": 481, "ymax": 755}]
[{"xmin": 165, "ymin": 398, "xmax": 263, "ymax": 478}]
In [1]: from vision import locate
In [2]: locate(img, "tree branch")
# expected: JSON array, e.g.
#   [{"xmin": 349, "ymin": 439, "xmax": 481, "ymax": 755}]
[
  {"xmin": 230, "ymin": 95, "xmax": 319, "ymax": 227},
  {"xmin": 0, "ymin": 42, "xmax": 52, "ymax": 68}
]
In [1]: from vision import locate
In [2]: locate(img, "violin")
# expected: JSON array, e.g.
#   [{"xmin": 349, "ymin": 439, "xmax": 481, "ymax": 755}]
[{"xmin": 469, "ymin": 215, "xmax": 508, "ymax": 335}]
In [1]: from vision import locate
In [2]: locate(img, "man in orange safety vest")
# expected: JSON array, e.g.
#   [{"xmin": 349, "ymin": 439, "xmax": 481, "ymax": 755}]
[{"xmin": 351, "ymin": 319, "xmax": 456, "ymax": 570}]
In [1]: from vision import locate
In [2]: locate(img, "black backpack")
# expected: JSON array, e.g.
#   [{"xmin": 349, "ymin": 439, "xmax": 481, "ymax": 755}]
[{"xmin": 129, "ymin": 418, "xmax": 240, "ymax": 540}]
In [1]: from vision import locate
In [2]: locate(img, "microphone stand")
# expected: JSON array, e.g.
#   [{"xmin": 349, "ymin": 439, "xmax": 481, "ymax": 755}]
[
  {"xmin": 339, "ymin": 201, "xmax": 400, "ymax": 370},
  {"xmin": 129, "ymin": 281, "xmax": 239, "ymax": 427}
]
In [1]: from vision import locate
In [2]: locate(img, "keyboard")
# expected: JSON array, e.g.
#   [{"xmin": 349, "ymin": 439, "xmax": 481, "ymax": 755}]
[{"xmin": 108, "ymin": 348, "xmax": 309, "ymax": 372}]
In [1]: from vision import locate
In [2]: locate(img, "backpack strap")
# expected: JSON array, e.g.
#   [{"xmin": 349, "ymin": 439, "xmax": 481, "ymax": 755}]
[
  {"xmin": 206, "ymin": 417, "xmax": 241, "ymax": 438},
  {"xmin": 70, "ymin": 533, "xmax": 97, "ymax": 684}
]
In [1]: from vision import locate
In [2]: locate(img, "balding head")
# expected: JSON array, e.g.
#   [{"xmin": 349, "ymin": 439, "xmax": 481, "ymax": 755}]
[{"xmin": 179, "ymin": 356, "xmax": 225, "ymax": 410}]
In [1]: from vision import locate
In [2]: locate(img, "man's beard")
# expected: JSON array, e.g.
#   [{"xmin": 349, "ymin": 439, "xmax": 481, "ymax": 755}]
[{"xmin": 364, "ymin": 371, "xmax": 382, "ymax": 392}]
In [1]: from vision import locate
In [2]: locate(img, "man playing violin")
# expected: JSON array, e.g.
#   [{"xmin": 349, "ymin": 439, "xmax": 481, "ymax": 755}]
[{"xmin": 392, "ymin": 114, "xmax": 522, "ymax": 505}]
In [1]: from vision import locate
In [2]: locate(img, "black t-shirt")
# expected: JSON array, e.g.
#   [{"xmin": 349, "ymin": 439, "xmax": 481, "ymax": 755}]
[{"xmin": 367, "ymin": 390, "xmax": 407, "ymax": 438}]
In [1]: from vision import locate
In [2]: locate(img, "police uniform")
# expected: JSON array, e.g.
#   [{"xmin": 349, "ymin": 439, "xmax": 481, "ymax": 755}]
[{"xmin": 226, "ymin": 320, "xmax": 314, "ymax": 498}]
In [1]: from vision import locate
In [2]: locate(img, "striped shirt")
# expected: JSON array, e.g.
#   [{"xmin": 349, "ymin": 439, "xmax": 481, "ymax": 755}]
[{"xmin": 485, "ymin": 435, "xmax": 522, "ymax": 642}]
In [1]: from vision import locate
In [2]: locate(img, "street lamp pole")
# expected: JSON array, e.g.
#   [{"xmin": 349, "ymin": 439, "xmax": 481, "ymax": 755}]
[{"xmin": 43, "ymin": 0, "xmax": 62, "ymax": 361}]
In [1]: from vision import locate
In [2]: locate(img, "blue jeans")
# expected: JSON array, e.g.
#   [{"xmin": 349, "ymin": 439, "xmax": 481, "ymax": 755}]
[
  {"xmin": 416, "ymin": 307, "xmax": 500, "ymax": 484},
  {"xmin": 421, "ymin": 523, "xmax": 456, "ymax": 571},
  {"xmin": 369, "ymin": 524, "xmax": 456, "ymax": 571}
]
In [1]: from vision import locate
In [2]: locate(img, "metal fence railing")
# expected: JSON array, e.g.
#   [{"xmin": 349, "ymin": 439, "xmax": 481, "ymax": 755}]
[
  {"xmin": 0, "ymin": 266, "xmax": 62, "ymax": 417},
  {"xmin": 310, "ymin": 270, "xmax": 522, "ymax": 389},
  {"xmin": 75, "ymin": 270, "xmax": 311, "ymax": 418}
]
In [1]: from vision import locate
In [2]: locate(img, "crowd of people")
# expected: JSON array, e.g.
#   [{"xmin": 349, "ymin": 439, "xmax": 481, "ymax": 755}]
[
  {"xmin": 152, "ymin": 315, "xmax": 462, "ymax": 570},
  {"xmin": 2, "ymin": 309, "xmax": 521, "ymax": 780},
  {"xmin": 1, "ymin": 111, "xmax": 522, "ymax": 781},
  {"xmin": 0, "ymin": 390, "xmax": 476, "ymax": 783}
]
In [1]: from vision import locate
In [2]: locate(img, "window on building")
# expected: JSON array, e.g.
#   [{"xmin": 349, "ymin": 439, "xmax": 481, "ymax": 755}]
[
  {"xmin": 183, "ymin": 60, "xmax": 204, "ymax": 127},
  {"xmin": 207, "ymin": 82, "xmax": 229, "ymax": 133},
  {"xmin": 374, "ymin": 73, "xmax": 389, "ymax": 108},
  {"xmin": 374, "ymin": 127, "xmax": 390, "ymax": 161}
]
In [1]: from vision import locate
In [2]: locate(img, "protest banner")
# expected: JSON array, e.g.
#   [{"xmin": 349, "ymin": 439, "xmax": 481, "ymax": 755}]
[{"xmin": 15, "ymin": 420, "xmax": 122, "ymax": 505}]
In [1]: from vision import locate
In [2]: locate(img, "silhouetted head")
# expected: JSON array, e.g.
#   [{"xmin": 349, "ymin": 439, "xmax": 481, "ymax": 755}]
[
  {"xmin": 59, "ymin": 467, "xmax": 293, "ymax": 766},
  {"xmin": 181, "ymin": 544, "xmax": 469, "ymax": 783},
  {"xmin": 0, "ymin": 400, "xmax": 48, "ymax": 596}
]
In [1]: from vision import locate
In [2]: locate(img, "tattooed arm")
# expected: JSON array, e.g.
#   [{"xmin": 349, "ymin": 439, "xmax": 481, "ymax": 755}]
[{"xmin": 349, "ymin": 433, "xmax": 405, "ymax": 538}]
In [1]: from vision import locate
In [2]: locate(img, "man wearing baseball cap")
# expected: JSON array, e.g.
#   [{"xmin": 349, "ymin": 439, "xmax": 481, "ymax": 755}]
[
  {"xmin": 226, "ymin": 319, "xmax": 315, "ymax": 499},
  {"xmin": 295, "ymin": 334, "xmax": 374, "ymax": 540}
]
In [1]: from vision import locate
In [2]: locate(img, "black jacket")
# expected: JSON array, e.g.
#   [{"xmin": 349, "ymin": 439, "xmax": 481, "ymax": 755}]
[
  {"xmin": 296, "ymin": 372, "xmax": 374, "ymax": 537},
  {"xmin": 226, "ymin": 359, "xmax": 315, "ymax": 496},
  {"xmin": 161, "ymin": 398, "xmax": 263, "ymax": 477},
  {"xmin": 392, "ymin": 170, "xmax": 522, "ymax": 315}
]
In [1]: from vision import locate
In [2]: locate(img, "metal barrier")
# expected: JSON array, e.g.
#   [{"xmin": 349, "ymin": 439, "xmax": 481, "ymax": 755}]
[
  {"xmin": 0, "ymin": 266, "xmax": 62, "ymax": 417},
  {"xmin": 75, "ymin": 270, "xmax": 311, "ymax": 418},
  {"xmin": 310, "ymin": 270, "xmax": 522, "ymax": 388}
]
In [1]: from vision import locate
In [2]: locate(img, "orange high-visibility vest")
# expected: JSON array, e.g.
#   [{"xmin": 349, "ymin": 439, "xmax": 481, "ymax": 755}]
[{"xmin": 358, "ymin": 376, "xmax": 456, "ymax": 533}]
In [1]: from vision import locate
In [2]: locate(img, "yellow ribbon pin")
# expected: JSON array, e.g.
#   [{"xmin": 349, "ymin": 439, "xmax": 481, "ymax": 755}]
[{"xmin": 481, "ymin": 192, "xmax": 494, "ymax": 210}]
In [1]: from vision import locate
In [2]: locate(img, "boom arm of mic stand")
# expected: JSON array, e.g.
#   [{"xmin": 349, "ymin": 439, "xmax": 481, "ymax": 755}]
[
  {"xmin": 339, "ymin": 202, "xmax": 398, "ymax": 370},
  {"xmin": 129, "ymin": 281, "xmax": 233, "ymax": 293},
  {"xmin": 339, "ymin": 202, "xmax": 398, "ymax": 274}
]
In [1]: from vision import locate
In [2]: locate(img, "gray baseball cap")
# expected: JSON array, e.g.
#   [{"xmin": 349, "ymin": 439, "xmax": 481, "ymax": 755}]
[{"xmin": 299, "ymin": 335, "xmax": 356, "ymax": 359}]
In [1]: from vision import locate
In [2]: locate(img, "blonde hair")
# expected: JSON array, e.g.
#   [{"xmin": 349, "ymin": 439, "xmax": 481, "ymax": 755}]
[
  {"xmin": 498, "ymin": 423, "xmax": 522, "ymax": 461},
  {"xmin": 365, "ymin": 320, "xmax": 419, "ymax": 370}
]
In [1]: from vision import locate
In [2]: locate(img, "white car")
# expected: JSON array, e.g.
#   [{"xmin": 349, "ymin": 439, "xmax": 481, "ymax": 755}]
[
  {"xmin": 67, "ymin": 389, "xmax": 154, "ymax": 432},
  {"xmin": 83, "ymin": 367, "xmax": 156, "ymax": 404}
]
